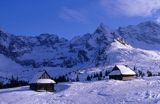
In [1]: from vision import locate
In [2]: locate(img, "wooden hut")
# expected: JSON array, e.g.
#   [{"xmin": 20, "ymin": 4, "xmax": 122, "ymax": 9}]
[
  {"xmin": 109, "ymin": 65, "xmax": 136, "ymax": 80},
  {"xmin": 29, "ymin": 70, "xmax": 56, "ymax": 92}
]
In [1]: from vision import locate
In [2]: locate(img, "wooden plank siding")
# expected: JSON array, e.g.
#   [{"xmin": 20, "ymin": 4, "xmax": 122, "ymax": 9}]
[{"xmin": 109, "ymin": 75, "xmax": 136, "ymax": 81}]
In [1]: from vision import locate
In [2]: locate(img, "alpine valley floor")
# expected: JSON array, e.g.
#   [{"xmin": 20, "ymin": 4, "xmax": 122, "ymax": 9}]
[{"xmin": 1, "ymin": 77, "xmax": 160, "ymax": 104}]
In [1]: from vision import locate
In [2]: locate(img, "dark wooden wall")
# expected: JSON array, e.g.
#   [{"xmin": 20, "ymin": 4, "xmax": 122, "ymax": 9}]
[{"xmin": 30, "ymin": 83, "xmax": 55, "ymax": 92}]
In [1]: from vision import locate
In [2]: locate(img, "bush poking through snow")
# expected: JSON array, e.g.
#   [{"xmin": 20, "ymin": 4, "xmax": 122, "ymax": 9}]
[{"xmin": 147, "ymin": 71, "xmax": 152, "ymax": 77}]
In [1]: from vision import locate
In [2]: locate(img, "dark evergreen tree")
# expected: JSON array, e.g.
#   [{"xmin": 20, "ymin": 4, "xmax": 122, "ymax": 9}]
[
  {"xmin": 147, "ymin": 70, "xmax": 152, "ymax": 77},
  {"xmin": 138, "ymin": 70, "xmax": 143, "ymax": 77},
  {"xmin": 133, "ymin": 66, "xmax": 137, "ymax": 71},
  {"xmin": 93, "ymin": 74, "xmax": 96, "ymax": 78},
  {"xmin": 87, "ymin": 75, "xmax": 91, "ymax": 81},
  {"xmin": 54, "ymin": 75, "xmax": 69, "ymax": 83},
  {"xmin": 90, "ymin": 75, "xmax": 93, "ymax": 79},
  {"xmin": 99, "ymin": 72, "xmax": 102, "ymax": 77},
  {"xmin": 105, "ymin": 70, "xmax": 109, "ymax": 76},
  {"xmin": 76, "ymin": 75, "xmax": 79, "ymax": 82},
  {"xmin": 96, "ymin": 73, "xmax": 99, "ymax": 78},
  {"xmin": 98, "ymin": 76, "xmax": 101, "ymax": 80},
  {"xmin": 0, "ymin": 82, "xmax": 3, "ymax": 89},
  {"xmin": 10, "ymin": 76, "xmax": 19, "ymax": 87}
]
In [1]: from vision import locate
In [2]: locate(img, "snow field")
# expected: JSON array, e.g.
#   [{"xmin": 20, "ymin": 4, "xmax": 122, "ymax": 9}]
[{"xmin": 1, "ymin": 77, "xmax": 160, "ymax": 104}]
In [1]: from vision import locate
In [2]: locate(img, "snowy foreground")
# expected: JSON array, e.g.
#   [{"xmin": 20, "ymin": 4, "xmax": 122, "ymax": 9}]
[{"xmin": 1, "ymin": 77, "xmax": 160, "ymax": 104}]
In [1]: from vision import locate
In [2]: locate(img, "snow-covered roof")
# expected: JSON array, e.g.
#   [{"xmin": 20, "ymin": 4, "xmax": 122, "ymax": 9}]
[
  {"xmin": 36, "ymin": 79, "xmax": 56, "ymax": 84},
  {"xmin": 30, "ymin": 71, "xmax": 44, "ymax": 84},
  {"xmin": 29, "ymin": 71, "xmax": 55, "ymax": 84},
  {"xmin": 109, "ymin": 65, "xmax": 136, "ymax": 76}
]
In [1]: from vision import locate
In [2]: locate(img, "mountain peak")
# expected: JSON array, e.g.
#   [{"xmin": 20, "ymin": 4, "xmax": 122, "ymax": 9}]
[
  {"xmin": 95, "ymin": 23, "xmax": 112, "ymax": 34},
  {"xmin": 97, "ymin": 23, "xmax": 106, "ymax": 30}
]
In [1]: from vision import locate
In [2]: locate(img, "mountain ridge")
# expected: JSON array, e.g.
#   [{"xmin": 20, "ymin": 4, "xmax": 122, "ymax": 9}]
[{"xmin": 0, "ymin": 21, "xmax": 160, "ymax": 82}]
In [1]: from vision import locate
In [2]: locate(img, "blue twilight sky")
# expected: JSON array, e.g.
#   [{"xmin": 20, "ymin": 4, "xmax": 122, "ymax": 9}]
[{"xmin": 0, "ymin": 0, "xmax": 160, "ymax": 39}]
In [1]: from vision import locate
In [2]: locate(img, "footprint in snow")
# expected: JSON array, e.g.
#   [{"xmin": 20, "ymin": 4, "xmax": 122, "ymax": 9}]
[
  {"xmin": 97, "ymin": 92, "xmax": 110, "ymax": 97},
  {"xmin": 57, "ymin": 95, "xmax": 65, "ymax": 98},
  {"xmin": 144, "ymin": 91, "xmax": 151, "ymax": 99}
]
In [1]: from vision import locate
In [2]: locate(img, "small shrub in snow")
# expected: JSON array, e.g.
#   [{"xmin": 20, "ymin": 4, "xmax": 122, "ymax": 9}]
[{"xmin": 147, "ymin": 71, "xmax": 152, "ymax": 77}]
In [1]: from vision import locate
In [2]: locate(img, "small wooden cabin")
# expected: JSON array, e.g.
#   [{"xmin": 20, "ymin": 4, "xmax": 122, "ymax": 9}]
[
  {"xmin": 29, "ymin": 70, "xmax": 56, "ymax": 92},
  {"xmin": 109, "ymin": 65, "xmax": 136, "ymax": 80}
]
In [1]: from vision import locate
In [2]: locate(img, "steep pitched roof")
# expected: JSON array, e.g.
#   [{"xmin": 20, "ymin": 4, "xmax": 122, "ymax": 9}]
[
  {"xmin": 29, "ymin": 71, "xmax": 56, "ymax": 84},
  {"xmin": 109, "ymin": 65, "xmax": 136, "ymax": 76}
]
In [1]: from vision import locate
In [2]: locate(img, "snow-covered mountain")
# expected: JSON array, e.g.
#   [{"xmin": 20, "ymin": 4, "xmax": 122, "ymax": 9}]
[
  {"xmin": 118, "ymin": 21, "xmax": 160, "ymax": 50},
  {"xmin": 0, "ymin": 21, "xmax": 160, "ymax": 82}
]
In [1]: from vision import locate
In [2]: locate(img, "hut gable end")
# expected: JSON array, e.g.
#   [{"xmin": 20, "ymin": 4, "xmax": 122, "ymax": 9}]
[
  {"xmin": 112, "ymin": 66, "xmax": 120, "ymax": 71},
  {"xmin": 29, "ymin": 70, "xmax": 55, "ymax": 84},
  {"xmin": 40, "ymin": 71, "xmax": 51, "ymax": 79}
]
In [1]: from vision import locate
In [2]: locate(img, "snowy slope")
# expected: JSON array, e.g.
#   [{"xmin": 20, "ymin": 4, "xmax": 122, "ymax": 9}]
[
  {"xmin": 0, "ymin": 54, "xmax": 26, "ymax": 83},
  {"xmin": 106, "ymin": 40, "xmax": 160, "ymax": 73},
  {"xmin": 1, "ymin": 77, "xmax": 160, "ymax": 104}
]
